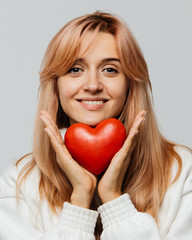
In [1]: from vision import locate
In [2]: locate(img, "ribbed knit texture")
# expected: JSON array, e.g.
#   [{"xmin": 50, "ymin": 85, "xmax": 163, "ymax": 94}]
[
  {"xmin": 60, "ymin": 202, "xmax": 99, "ymax": 234},
  {"xmin": 98, "ymin": 193, "xmax": 137, "ymax": 229}
]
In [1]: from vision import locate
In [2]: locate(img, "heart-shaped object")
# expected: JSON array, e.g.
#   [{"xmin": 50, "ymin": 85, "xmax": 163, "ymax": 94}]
[{"xmin": 64, "ymin": 118, "xmax": 126, "ymax": 175}]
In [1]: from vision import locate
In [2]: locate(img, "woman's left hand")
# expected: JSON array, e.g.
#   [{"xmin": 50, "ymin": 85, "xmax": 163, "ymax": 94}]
[{"xmin": 97, "ymin": 110, "xmax": 146, "ymax": 204}]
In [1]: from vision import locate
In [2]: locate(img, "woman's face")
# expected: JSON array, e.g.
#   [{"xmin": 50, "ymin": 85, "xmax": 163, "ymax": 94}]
[{"xmin": 57, "ymin": 32, "xmax": 128, "ymax": 126}]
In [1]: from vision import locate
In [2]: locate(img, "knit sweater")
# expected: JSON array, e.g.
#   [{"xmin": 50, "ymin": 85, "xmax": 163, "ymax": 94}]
[{"xmin": 0, "ymin": 146, "xmax": 192, "ymax": 240}]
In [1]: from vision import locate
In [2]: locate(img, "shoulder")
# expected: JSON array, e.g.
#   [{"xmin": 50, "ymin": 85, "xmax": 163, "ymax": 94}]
[
  {"xmin": 171, "ymin": 145, "xmax": 192, "ymax": 193},
  {"xmin": 175, "ymin": 145, "xmax": 192, "ymax": 160},
  {"xmin": 174, "ymin": 145, "xmax": 192, "ymax": 172},
  {"xmin": 0, "ymin": 154, "xmax": 40, "ymax": 198},
  {"xmin": 159, "ymin": 146, "xmax": 192, "ymax": 234}
]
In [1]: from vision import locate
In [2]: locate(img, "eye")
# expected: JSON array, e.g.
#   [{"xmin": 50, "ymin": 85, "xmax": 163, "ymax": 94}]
[
  {"xmin": 67, "ymin": 67, "xmax": 83, "ymax": 74},
  {"xmin": 104, "ymin": 68, "xmax": 118, "ymax": 73},
  {"xmin": 103, "ymin": 67, "xmax": 119, "ymax": 76}
]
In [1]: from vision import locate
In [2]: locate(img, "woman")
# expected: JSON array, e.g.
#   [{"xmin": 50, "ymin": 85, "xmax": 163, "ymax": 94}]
[{"xmin": 0, "ymin": 11, "xmax": 192, "ymax": 240}]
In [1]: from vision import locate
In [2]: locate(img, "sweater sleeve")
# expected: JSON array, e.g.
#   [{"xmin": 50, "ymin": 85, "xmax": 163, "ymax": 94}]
[
  {"xmin": 98, "ymin": 148, "xmax": 192, "ymax": 240},
  {"xmin": 0, "ymin": 195, "xmax": 98, "ymax": 240},
  {"xmin": 98, "ymin": 194, "xmax": 161, "ymax": 240},
  {"xmin": 0, "ymin": 160, "xmax": 98, "ymax": 240}
]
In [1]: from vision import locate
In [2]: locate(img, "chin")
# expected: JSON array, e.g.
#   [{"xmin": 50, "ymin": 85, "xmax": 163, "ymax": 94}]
[
  {"xmin": 79, "ymin": 116, "xmax": 106, "ymax": 127},
  {"xmin": 83, "ymin": 120, "xmax": 101, "ymax": 127}
]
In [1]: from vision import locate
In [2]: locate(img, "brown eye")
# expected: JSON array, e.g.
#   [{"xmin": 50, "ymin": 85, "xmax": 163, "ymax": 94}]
[
  {"xmin": 103, "ymin": 68, "xmax": 118, "ymax": 73},
  {"xmin": 68, "ymin": 67, "xmax": 83, "ymax": 73}
]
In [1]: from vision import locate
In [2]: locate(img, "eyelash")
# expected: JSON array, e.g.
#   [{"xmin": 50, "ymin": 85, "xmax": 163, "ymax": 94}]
[
  {"xmin": 103, "ymin": 68, "xmax": 118, "ymax": 73},
  {"xmin": 67, "ymin": 67, "xmax": 83, "ymax": 73},
  {"xmin": 67, "ymin": 66, "xmax": 119, "ymax": 75}
]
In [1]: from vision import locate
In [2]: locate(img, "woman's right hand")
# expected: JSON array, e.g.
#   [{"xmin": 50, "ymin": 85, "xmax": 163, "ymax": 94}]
[{"xmin": 40, "ymin": 110, "xmax": 97, "ymax": 209}]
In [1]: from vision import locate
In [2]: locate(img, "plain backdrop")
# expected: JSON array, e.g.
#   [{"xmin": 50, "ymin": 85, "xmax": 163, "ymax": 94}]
[{"xmin": 0, "ymin": 0, "xmax": 192, "ymax": 173}]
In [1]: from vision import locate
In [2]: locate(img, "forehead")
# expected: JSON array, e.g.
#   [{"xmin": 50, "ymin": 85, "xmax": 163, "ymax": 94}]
[{"xmin": 78, "ymin": 31, "xmax": 119, "ymax": 59}]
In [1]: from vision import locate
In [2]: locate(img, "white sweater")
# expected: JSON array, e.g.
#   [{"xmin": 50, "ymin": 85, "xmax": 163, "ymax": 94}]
[{"xmin": 0, "ymin": 146, "xmax": 192, "ymax": 240}]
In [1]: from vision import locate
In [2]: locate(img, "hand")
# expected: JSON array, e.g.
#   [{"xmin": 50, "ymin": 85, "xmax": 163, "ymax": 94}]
[
  {"xmin": 97, "ymin": 110, "xmax": 146, "ymax": 204},
  {"xmin": 40, "ymin": 110, "xmax": 97, "ymax": 209}
]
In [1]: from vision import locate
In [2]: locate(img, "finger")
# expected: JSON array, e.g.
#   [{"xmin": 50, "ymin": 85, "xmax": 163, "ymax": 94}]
[
  {"xmin": 44, "ymin": 127, "xmax": 77, "ymax": 177},
  {"xmin": 123, "ymin": 110, "xmax": 146, "ymax": 150},
  {"xmin": 40, "ymin": 114, "xmax": 62, "ymax": 144},
  {"xmin": 43, "ymin": 122, "xmax": 95, "ymax": 189},
  {"xmin": 44, "ymin": 125, "xmax": 89, "ymax": 174},
  {"xmin": 131, "ymin": 110, "xmax": 146, "ymax": 132},
  {"xmin": 129, "ymin": 115, "xmax": 145, "ymax": 139},
  {"xmin": 44, "ymin": 127, "xmax": 61, "ymax": 150},
  {"xmin": 99, "ymin": 110, "xmax": 147, "ymax": 193},
  {"xmin": 135, "ymin": 110, "xmax": 146, "ymax": 121},
  {"xmin": 111, "ymin": 110, "xmax": 146, "ymax": 163},
  {"xmin": 40, "ymin": 111, "xmax": 63, "ymax": 144},
  {"xmin": 40, "ymin": 110, "xmax": 60, "ymax": 135},
  {"xmin": 44, "ymin": 126, "xmax": 75, "ymax": 169}
]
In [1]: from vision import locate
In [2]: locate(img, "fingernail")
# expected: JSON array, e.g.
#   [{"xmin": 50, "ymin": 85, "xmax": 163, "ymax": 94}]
[
  {"xmin": 142, "ymin": 111, "xmax": 147, "ymax": 117},
  {"xmin": 134, "ymin": 130, "xmax": 139, "ymax": 136},
  {"xmin": 43, "ymin": 128, "xmax": 49, "ymax": 134},
  {"xmin": 141, "ymin": 117, "xmax": 146, "ymax": 125}
]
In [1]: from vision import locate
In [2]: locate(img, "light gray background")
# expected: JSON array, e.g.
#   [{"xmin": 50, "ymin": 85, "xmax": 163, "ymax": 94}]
[{"xmin": 0, "ymin": 0, "xmax": 191, "ymax": 173}]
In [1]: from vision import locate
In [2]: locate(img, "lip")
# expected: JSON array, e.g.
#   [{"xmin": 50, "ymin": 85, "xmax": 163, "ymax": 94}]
[
  {"xmin": 76, "ymin": 97, "xmax": 109, "ymax": 110},
  {"xmin": 77, "ymin": 97, "xmax": 109, "ymax": 101}
]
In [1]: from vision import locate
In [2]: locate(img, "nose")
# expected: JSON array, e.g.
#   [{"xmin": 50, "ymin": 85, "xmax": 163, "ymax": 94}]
[{"xmin": 83, "ymin": 70, "xmax": 103, "ymax": 93}]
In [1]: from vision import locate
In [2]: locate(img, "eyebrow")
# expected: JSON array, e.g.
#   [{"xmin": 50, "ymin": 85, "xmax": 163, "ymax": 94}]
[
  {"xmin": 102, "ymin": 58, "xmax": 121, "ymax": 63},
  {"xmin": 74, "ymin": 58, "xmax": 121, "ymax": 64}
]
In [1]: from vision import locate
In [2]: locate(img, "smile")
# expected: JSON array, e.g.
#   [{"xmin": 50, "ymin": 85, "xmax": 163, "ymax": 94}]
[
  {"xmin": 77, "ymin": 98, "xmax": 109, "ymax": 110},
  {"xmin": 82, "ymin": 100, "xmax": 104, "ymax": 105}
]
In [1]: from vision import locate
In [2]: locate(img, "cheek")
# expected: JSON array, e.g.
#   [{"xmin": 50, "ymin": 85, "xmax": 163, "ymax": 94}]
[
  {"xmin": 58, "ymin": 79, "xmax": 77, "ymax": 102},
  {"xmin": 109, "ymin": 78, "xmax": 128, "ymax": 102},
  {"xmin": 58, "ymin": 86, "xmax": 74, "ymax": 117},
  {"xmin": 112, "ymin": 80, "xmax": 128, "ymax": 114},
  {"xmin": 119, "ymin": 77, "xmax": 128, "ymax": 99}
]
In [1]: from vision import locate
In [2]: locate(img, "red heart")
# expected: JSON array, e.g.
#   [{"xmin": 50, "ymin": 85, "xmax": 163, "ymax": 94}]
[{"xmin": 64, "ymin": 118, "xmax": 126, "ymax": 175}]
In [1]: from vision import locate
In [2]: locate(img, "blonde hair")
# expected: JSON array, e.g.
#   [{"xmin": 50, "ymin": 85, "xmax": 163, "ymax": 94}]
[{"xmin": 17, "ymin": 11, "xmax": 188, "ymax": 237}]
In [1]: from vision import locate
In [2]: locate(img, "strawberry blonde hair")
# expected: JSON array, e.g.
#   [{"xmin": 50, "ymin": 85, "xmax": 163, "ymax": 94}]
[{"xmin": 17, "ymin": 11, "xmax": 188, "ymax": 237}]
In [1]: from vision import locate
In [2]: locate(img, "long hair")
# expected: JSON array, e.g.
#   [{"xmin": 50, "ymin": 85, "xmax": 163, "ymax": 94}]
[{"xmin": 17, "ymin": 11, "xmax": 187, "ymax": 237}]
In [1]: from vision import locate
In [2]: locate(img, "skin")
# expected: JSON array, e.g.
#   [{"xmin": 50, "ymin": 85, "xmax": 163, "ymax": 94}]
[
  {"xmin": 40, "ymin": 32, "xmax": 146, "ymax": 208},
  {"xmin": 57, "ymin": 32, "xmax": 128, "ymax": 126}
]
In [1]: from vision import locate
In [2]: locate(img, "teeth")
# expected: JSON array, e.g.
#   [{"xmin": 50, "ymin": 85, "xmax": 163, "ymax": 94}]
[{"xmin": 82, "ymin": 100, "xmax": 104, "ymax": 105}]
